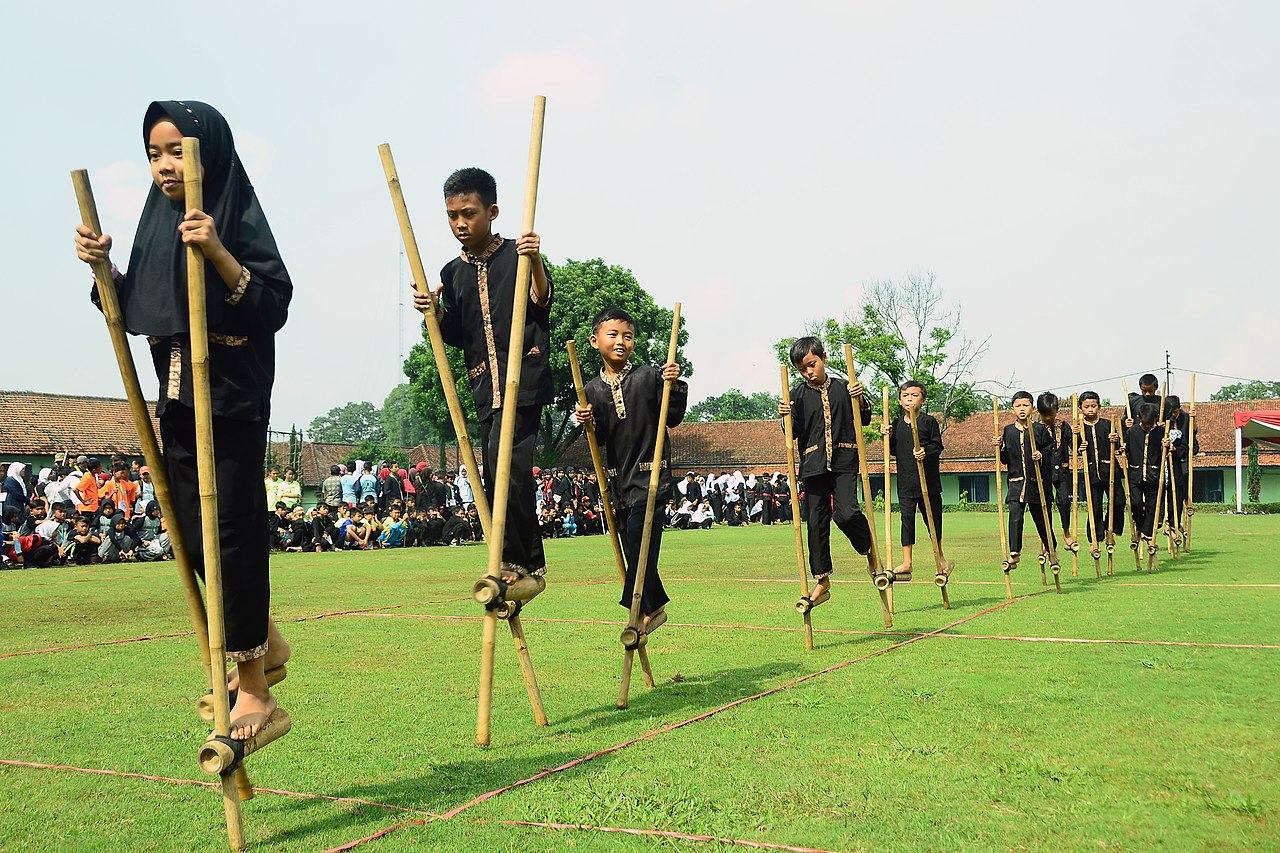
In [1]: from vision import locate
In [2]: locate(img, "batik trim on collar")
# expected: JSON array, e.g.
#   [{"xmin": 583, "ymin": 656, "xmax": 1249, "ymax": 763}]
[
  {"xmin": 460, "ymin": 234, "xmax": 506, "ymax": 409},
  {"xmin": 600, "ymin": 363, "xmax": 634, "ymax": 421}
]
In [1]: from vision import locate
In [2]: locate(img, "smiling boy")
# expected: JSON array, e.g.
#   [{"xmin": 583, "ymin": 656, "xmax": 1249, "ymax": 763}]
[{"xmin": 575, "ymin": 308, "xmax": 685, "ymax": 635}]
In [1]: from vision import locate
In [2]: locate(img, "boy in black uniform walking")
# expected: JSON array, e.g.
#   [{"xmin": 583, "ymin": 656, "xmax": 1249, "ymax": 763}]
[{"xmin": 994, "ymin": 391, "xmax": 1055, "ymax": 569}]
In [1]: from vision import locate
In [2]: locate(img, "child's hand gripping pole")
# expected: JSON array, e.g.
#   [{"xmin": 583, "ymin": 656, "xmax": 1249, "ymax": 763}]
[
  {"xmin": 779, "ymin": 365, "xmax": 815, "ymax": 650},
  {"xmin": 378, "ymin": 143, "xmax": 492, "ymax": 538},
  {"xmin": 617, "ymin": 304, "xmax": 681, "ymax": 710},
  {"xmin": 473, "ymin": 97, "xmax": 547, "ymax": 747},
  {"xmin": 568, "ymin": 340, "xmax": 654, "ymax": 685},
  {"xmin": 907, "ymin": 410, "xmax": 950, "ymax": 609},
  {"xmin": 183, "ymin": 137, "xmax": 250, "ymax": 850},
  {"xmin": 994, "ymin": 399, "xmax": 1012, "ymax": 600},
  {"xmin": 843, "ymin": 345, "xmax": 892, "ymax": 629}
]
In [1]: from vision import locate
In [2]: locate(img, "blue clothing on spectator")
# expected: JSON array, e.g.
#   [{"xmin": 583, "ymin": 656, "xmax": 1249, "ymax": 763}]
[{"xmin": 340, "ymin": 474, "xmax": 358, "ymax": 505}]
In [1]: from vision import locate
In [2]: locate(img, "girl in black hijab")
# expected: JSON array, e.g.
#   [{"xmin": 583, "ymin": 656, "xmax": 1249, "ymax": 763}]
[{"xmin": 75, "ymin": 101, "xmax": 291, "ymax": 740}]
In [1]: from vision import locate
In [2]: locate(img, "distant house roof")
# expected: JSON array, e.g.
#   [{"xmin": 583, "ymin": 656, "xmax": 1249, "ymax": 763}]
[
  {"xmin": 0, "ymin": 390, "xmax": 159, "ymax": 456},
  {"xmin": 557, "ymin": 399, "xmax": 1280, "ymax": 475}
]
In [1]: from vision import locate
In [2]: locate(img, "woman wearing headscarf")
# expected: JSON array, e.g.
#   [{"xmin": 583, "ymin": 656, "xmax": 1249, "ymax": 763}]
[
  {"xmin": 74, "ymin": 101, "xmax": 292, "ymax": 740},
  {"xmin": 2, "ymin": 463, "xmax": 28, "ymax": 518}
]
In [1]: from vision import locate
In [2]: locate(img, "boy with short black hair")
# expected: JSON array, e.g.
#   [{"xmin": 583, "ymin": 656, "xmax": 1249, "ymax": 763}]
[
  {"xmin": 576, "ymin": 307, "xmax": 686, "ymax": 634},
  {"xmin": 413, "ymin": 167, "xmax": 552, "ymax": 583},
  {"xmin": 777, "ymin": 336, "xmax": 874, "ymax": 609},
  {"xmin": 1076, "ymin": 391, "xmax": 1125, "ymax": 554},
  {"xmin": 70, "ymin": 517, "xmax": 100, "ymax": 565},
  {"xmin": 881, "ymin": 380, "xmax": 951, "ymax": 578},
  {"xmin": 1037, "ymin": 392, "xmax": 1076, "ymax": 550},
  {"xmin": 993, "ymin": 391, "xmax": 1055, "ymax": 568},
  {"xmin": 1125, "ymin": 401, "xmax": 1171, "ymax": 545}
]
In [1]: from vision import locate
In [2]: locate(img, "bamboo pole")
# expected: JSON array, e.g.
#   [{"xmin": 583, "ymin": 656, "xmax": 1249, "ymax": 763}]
[
  {"xmin": 72, "ymin": 171, "xmax": 256, "ymax": 805},
  {"xmin": 617, "ymin": 305, "xmax": 681, "ymax": 710},
  {"xmin": 567, "ymin": 340, "xmax": 654, "ymax": 684},
  {"xmin": 907, "ymin": 410, "xmax": 949, "ymax": 609},
  {"xmin": 1078, "ymin": 404, "xmax": 1101, "ymax": 578},
  {"xmin": 1070, "ymin": 394, "xmax": 1080, "ymax": 578},
  {"xmin": 1121, "ymin": 380, "xmax": 1141, "ymax": 569},
  {"xmin": 994, "ymin": 399, "xmax": 1012, "ymax": 601},
  {"xmin": 475, "ymin": 96, "xmax": 546, "ymax": 747},
  {"xmin": 843, "ymin": 345, "xmax": 892, "ymax": 629},
  {"xmin": 1025, "ymin": 418, "xmax": 1062, "ymax": 594},
  {"xmin": 1185, "ymin": 374, "xmax": 1196, "ymax": 552},
  {"xmin": 183, "ymin": 138, "xmax": 247, "ymax": 850},
  {"xmin": 1106, "ymin": 415, "xmax": 1118, "ymax": 576},
  {"xmin": 881, "ymin": 386, "xmax": 897, "ymax": 614},
  {"xmin": 779, "ymin": 365, "xmax": 814, "ymax": 650},
  {"xmin": 377, "ymin": 143, "xmax": 492, "ymax": 537},
  {"xmin": 1150, "ymin": 385, "xmax": 1169, "ymax": 573}
]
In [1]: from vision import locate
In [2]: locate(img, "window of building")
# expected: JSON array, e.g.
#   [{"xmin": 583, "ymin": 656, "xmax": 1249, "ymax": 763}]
[
  {"xmin": 1192, "ymin": 470, "xmax": 1223, "ymax": 503},
  {"xmin": 957, "ymin": 473, "xmax": 990, "ymax": 503}
]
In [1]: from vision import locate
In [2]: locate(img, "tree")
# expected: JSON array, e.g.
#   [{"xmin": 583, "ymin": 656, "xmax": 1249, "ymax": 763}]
[
  {"xmin": 381, "ymin": 383, "xmax": 433, "ymax": 448},
  {"xmin": 307, "ymin": 401, "xmax": 386, "ymax": 444},
  {"xmin": 1247, "ymin": 443, "xmax": 1262, "ymax": 504},
  {"xmin": 1211, "ymin": 380, "xmax": 1280, "ymax": 402},
  {"xmin": 689, "ymin": 389, "xmax": 781, "ymax": 422},
  {"xmin": 773, "ymin": 271, "xmax": 991, "ymax": 432},
  {"xmin": 402, "ymin": 336, "xmax": 478, "ymax": 469}
]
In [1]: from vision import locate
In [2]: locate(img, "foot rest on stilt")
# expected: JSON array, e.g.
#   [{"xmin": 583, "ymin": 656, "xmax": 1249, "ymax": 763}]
[{"xmin": 198, "ymin": 709, "xmax": 292, "ymax": 775}]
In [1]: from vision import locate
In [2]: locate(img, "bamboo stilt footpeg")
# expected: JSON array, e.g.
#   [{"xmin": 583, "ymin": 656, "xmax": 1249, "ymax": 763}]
[{"xmin": 198, "ymin": 710, "xmax": 293, "ymax": 775}]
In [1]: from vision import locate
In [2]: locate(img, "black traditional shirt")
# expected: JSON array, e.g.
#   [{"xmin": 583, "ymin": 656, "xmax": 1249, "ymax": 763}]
[
  {"xmin": 1126, "ymin": 423, "xmax": 1168, "ymax": 486},
  {"xmin": 1044, "ymin": 419, "xmax": 1073, "ymax": 484},
  {"xmin": 887, "ymin": 413, "xmax": 943, "ymax": 499},
  {"xmin": 999, "ymin": 422, "xmax": 1054, "ymax": 503},
  {"xmin": 787, "ymin": 377, "xmax": 873, "ymax": 479},
  {"xmin": 584, "ymin": 364, "xmax": 688, "ymax": 507},
  {"xmin": 438, "ymin": 236, "xmax": 553, "ymax": 421},
  {"xmin": 1079, "ymin": 418, "xmax": 1117, "ymax": 485}
]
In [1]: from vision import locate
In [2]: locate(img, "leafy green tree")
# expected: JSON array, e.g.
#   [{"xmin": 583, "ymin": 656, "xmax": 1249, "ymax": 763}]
[
  {"xmin": 1210, "ymin": 380, "xmax": 1280, "ymax": 402},
  {"xmin": 689, "ymin": 389, "xmax": 781, "ymax": 422},
  {"xmin": 402, "ymin": 341, "xmax": 476, "ymax": 469},
  {"xmin": 773, "ymin": 272, "xmax": 990, "ymax": 432},
  {"xmin": 1247, "ymin": 443, "xmax": 1262, "ymax": 503},
  {"xmin": 307, "ymin": 401, "xmax": 386, "ymax": 444},
  {"xmin": 380, "ymin": 383, "xmax": 433, "ymax": 448}
]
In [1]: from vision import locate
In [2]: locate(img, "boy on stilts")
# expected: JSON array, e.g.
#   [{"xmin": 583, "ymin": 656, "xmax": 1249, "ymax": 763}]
[
  {"xmin": 1124, "ymin": 401, "xmax": 1171, "ymax": 564},
  {"xmin": 880, "ymin": 380, "xmax": 952, "ymax": 580},
  {"xmin": 575, "ymin": 308, "xmax": 686, "ymax": 636},
  {"xmin": 1076, "ymin": 391, "xmax": 1124, "ymax": 568},
  {"xmin": 415, "ymin": 168, "xmax": 552, "ymax": 583},
  {"xmin": 777, "ymin": 337, "xmax": 874, "ymax": 610},
  {"xmin": 993, "ymin": 391, "xmax": 1055, "ymax": 574},
  {"xmin": 1037, "ymin": 393, "xmax": 1077, "ymax": 554}
]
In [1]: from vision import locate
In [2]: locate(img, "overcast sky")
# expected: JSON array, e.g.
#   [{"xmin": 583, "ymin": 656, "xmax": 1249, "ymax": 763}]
[{"xmin": 4, "ymin": 1, "xmax": 1277, "ymax": 432}]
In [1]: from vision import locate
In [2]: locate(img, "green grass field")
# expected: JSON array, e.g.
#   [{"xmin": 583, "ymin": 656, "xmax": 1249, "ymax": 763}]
[{"xmin": 1, "ymin": 513, "xmax": 1277, "ymax": 852}]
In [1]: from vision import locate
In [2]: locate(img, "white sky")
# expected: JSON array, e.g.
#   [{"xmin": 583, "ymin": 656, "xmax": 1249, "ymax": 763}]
[{"xmin": 3, "ymin": 1, "xmax": 1277, "ymax": 431}]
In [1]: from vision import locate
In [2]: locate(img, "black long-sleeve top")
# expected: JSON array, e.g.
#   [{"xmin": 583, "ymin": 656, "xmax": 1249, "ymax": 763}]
[
  {"xmin": 93, "ymin": 265, "xmax": 290, "ymax": 422},
  {"xmin": 1078, "ymin": 418, "xmax": 1118, "ymax": 485},
  {"xmin": 787, "ymin": 377, "xmax": 873, "ymax": 479},
  {"xmin": 585, "ymin": 364, "xmax": 688, "ymax": 507},
  {"xmin": 999, "ymin": 422, "xmax": 1054, "ymax": 502},
  {"xmin": 1045, "ymin": 419, "xmax": 1073, "ymax": 484},
  {"xmin": 437, "ymin": 238, "xmax": 553, "ymax": 421},
  {"xmin": 1125, "ymin": 423, "xmax": 1167, "ymax": 486},
  {"xmin": 887, "ymin": 413, "xmax": 943, "ymax": 499}
]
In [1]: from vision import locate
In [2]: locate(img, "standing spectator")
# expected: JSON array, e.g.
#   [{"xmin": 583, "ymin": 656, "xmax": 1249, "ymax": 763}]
[
  {"xmin": 358, "ymin": 464, "xmax": 379, "ymax": 506},
  {"xmin": 135, "ymin": 466, "xmax": 156, "ymax": 514},
  {"xmin": 263, "ymin": 466, "xmax": 283, "ymax": 509},
  {"xmin": 74, "ymin": 459, "xmax": 103, "ymax": 518},
  {"xmin": 380, "ymin": 465, "xmax": 402, "ymax": 512},
  {"xmin": 101, "ymin": 462, "xmax": 140, "ymax": 520},
  {"xmin": 278, "ymin": 468, "xmax": 302, "ymax": 509},
  {"xmin": 2, "ymin": 463, "xmax": 29, "ymax": 518},
  {"xmin": 130, "ymin": 458, "xmax": 143, "ymax": 481},
  {"xmin": 320, "ymin": 465, "xmax": 343, "ymax": 512},
  {"xmin": 339, "ymin": 464, "xmax": 358, "ymax": 508},
  {"xmin": 455, "ymin": 467, "xmax": 474, "ymax": 507}
]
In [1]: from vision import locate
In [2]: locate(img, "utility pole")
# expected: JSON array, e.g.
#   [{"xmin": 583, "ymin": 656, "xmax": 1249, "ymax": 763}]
[{"xmin": 1165, "ymin": 350, "xmax": 1172, "ymax": 393}]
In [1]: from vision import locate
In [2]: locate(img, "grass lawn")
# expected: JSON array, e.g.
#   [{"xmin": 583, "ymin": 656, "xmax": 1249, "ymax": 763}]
[{"xmin": 0, "ymin": 513, "xmax": 1276, "ymax": 852}]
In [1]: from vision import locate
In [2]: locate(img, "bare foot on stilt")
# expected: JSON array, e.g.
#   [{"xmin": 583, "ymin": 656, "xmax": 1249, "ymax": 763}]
[{"xmin": 229, "ymin": 688, "xmax": 277, "ymax": 740}]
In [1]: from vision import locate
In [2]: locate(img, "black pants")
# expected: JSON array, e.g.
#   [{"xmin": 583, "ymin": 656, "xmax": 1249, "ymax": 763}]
[
  {"xmin": 161, "ymin": 402, "xmax": 269, "ymax": 660},
  {"xmin": 479, "ymin": 405, "xmax": 545, "ymax": 573},
  {"xmin": 1007, "ymin": 500, "xmax": 1054, "ymax": 553},
  {"xmin": 1130, "ymin": 479, "xmax": 1158, "ymax": 538},
  {"xmin": 617, "ymin": 501, "xmax": 670, "ymax": 615},
  {"xmin": 1053, "ymin": 478, "xmax": 1073, "ymax": 531},
  {"xmin": 899, "ymin": 492, "xmax": 943, "ymax": 547},
  {"xmin": 803, "ymin": 471, "xmax": 871, "ymax": 577},
  {"xmin": 1083, "ymin": 479, "xmax": 1126, "ymax": 542}
]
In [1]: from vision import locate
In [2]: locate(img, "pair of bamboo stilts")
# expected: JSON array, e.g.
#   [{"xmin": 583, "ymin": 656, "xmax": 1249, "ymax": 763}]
[
  {"xmin": 779, "ymin": 348, "xmax": 892, "ymax": 641},
  {"xmin": 379, "ymin": 97, "xmax": 549, "ymax": 748},
  {"xmin": 73, "ymin": 139, "xmax": 290, "ymax": 852},
  {"xmin": 990, "ymin": 400, "xmax": 1061, "ymax": 595},
  {"xmin": 565, "ymin": 308, "xmax": 682, "ymax": 709}
]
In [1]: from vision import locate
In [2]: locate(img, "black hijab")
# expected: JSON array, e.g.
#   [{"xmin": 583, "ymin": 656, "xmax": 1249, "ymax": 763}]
[{"xmin": 124, "ymin": 101, "xmax": 291, "ymax": 337}]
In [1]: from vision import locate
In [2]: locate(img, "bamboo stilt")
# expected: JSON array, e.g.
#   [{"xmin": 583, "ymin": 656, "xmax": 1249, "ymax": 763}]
[
  {"xmin": 843, "ymin": 346, "xmax": 892, "ymax": 628},
  {"xmin": 1186, "ymin": 374, "xmax": 1196, "ymax": 552},
  {"xmin": 1106, "ymin": 415, "xmax": 1118, "ymax": 576},
  {"xmin": 994, "ymin": 400, "xmax": 1012, "ymax": 600},
  {"xmin": 475, "ymin": 97, "xmax": 546, "ymax": 746},
  {"xmin": 568, "ymin": 340, "xmax": 661, "ymax": 688},
  {"xmin": 1025, "ymin": 418, "xmax": 1062, "ymax": 595},
  {"xmin": 618, "ymin": 306, "xmax": 682, "ymax": 710},
  {"xmin": 183, "ymin": 137, "xmax": 246, "ymax": 850},
  {"xmin": 881, "ymin": 386, "xmax": 896, "ymax": 614},
  {"xmin": 71, "ymin": 169, "xmax": 256, "ymax": 811},
  {"xmin": 508, "ymin": 612, "xmax": 548, "ymax": 727},
  {"xmin": 1078, "ymin": 406, "xmax": 1101, "ymax": 579},
  {"xmin": 779, "ymin": 366, "xmax": 813, "ymax": 649},
  {"xmin": 377, "ymin": 144, "xmax": 491, "ymax": 536},
  {"xmin": 907, "ymin": 410, "xmax": 949, "ymax": 609},
  {"xmin": 1149, "ymin": 386, "xmax": 1168, "ymax": 573},
  {"xmin": 1070, "ymin": 395, "xmax": 1080, "ymax": 578},
  {"xmin": 1121, "ymin": 381, "xmax": 1142, "ymax": 569}
]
